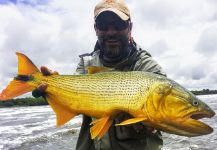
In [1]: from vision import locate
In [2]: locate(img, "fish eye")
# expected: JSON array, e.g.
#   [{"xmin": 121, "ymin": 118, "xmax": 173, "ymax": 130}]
[{"xmin": 193, "ymin": 101, "xmax": 199, "ymax": 106}]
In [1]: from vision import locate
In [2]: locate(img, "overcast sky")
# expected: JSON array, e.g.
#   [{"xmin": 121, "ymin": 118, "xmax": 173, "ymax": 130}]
[{"xmin": 0, "ymin": 0, "xmax": 217, "ymax": 92}]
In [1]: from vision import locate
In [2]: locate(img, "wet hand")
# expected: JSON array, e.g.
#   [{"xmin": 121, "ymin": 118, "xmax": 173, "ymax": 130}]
[
  {"xmin": 40, "ymin": 66, "xmax": 59, "ymax": 76},
  {"xmin": 32, "ymin": 66, "xmax": 58, "ymax": 98}
]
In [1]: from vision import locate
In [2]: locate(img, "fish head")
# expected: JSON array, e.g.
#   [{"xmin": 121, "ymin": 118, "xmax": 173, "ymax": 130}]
[{"xmin": 145, "ymin": 80, "xmax": 215, "ymax": 137}]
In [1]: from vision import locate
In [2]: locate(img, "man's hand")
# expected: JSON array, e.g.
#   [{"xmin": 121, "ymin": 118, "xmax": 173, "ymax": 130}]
[
  {"xmin": 40, "ymin": 66, "xmax": 59, "ymax": 76},
  {"xmin": 32, "ymin": 66, "xmax": 58, "ymax": 98},
  {"xmin": 114, "ymin": 112, "xmax": 155, "ymax": 140}
]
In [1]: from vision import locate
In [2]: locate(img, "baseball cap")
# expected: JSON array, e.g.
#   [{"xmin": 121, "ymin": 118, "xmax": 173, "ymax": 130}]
[{"xmin": 94, "ymin": 0, "xmax": 130, "ymax": 21}]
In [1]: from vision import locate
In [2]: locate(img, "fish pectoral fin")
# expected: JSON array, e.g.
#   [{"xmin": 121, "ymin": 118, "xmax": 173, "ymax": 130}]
[
  {"xmin": 115, "ymin": 117, "xmax": 147, "ymax": 126},
  {"xmin": 87, "ymin": 66, "xmax": 112, "ymax": 74},
  {"xmin": 90, "ymin": 116, "xmax": 113, "ymax": 140},
  {"xmin": 47, "ymin": 95, "xmax": 76, "ymax": 127}
]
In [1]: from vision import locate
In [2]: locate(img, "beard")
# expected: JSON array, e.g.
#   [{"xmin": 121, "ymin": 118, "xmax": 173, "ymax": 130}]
[
  {"xmin": 104, "ymin": 44, "xmax": 122, "ymax": 58},
  {"xmin": 98, "ymin": 34, "xmax": 131, "ymax": 66}
]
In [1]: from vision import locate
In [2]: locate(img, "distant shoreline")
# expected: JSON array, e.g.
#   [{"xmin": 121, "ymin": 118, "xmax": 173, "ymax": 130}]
[
  {"xmin": 0, "ymin": 97, "xmax": 48, "ymax": 108},
  {"xmin": 191, "ymin": 89, "xmax": 217, "ymax": 95}
]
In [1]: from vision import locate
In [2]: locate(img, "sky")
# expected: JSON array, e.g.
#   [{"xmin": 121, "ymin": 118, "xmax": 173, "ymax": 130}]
[{"xmin": 0, "ymin": 0, "xmax": 217, "ymax": 92}]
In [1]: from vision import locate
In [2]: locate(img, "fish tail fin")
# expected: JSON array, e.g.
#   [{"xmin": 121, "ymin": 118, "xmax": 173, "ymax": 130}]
[
  {"xmin": 0, "ymin": 80, "xmax": 35, "ymax": 100},
  {"xmin": 0, "ymin": 52, "xmax": 39, "ymax": 100}
]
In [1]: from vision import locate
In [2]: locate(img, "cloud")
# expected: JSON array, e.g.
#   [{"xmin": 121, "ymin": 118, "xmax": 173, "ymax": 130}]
[
  {"xmin": 195, "ymin": 26, "xmax": 217, "ymax": 57},
  {"xmin": 160, "ymin": 51, "xmax": 217, "ymax": 89},
  {"xmin": 0, "ymin": 0, "xmax": 49, "ymax": 6},
  {"xmin": 135, "ymin": 1, "xmax": 176, "ymax": 28},
  {"xmin": 131, "ymin": 0, "xmax": 217, "ymax": 29},
  {"xmin": 148, "ymin": 40, "xmax": 169, "ymax": 57},
  {"xmin": 0, "ymin": 0, "xmax": 15, "ymax": 4}
]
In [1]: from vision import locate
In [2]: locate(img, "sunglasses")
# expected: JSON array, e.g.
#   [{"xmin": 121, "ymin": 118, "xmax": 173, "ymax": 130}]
[{"xmin": 95, "ymin": 19, "xmax": 129, "ymax": 31}]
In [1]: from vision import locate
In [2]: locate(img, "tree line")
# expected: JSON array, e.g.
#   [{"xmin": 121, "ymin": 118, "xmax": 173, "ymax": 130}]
[
  {"xmin": 0, "ymin": 97, "xmax": 48, "ymax": 107},
  {"xmin": 191, "ymin": 89, "xmax": 217, "ymax": 95},
  {"xmin": 0, "ymin": 89, "xmax": 217, "ymax": 107}
]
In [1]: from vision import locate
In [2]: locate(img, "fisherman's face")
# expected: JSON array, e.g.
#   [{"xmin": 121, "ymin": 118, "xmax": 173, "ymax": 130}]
[{"xmin": 94, "ymin": 11, "xmax": 132, "ymax": 58}]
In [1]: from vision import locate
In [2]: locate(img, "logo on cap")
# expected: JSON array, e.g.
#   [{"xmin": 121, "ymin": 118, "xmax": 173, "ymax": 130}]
[{"xmin": 106, "ymin": 0, "xmax": 113, "ymax": 3}]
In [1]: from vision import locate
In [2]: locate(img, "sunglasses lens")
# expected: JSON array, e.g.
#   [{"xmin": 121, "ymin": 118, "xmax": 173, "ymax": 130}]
[
  {"xmin": 96, "ymin": 20, "xmax": 129, "ymax": 31},
  {"xmin": 96, "ymin": 21, "xmax": 108, "ymax": 31},
  {"xmin": 115, "ymin": 21, "xmax": 129, "ymax": 30}
]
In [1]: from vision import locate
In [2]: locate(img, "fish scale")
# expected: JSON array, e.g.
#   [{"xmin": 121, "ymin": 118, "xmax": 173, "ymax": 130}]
[
  {"xmin": 26, "ymin": 71, "xmax": 153, "ymax": 120},
  {"xmin": 39, "ymin": 72, "xmax": 154, "ymax": 115}
]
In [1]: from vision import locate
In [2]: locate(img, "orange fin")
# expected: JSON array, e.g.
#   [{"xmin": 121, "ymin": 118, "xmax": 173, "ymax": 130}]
[
  {"xmin": 0, "ymin": 52, "xmax": 40, "ymax": 100},
  {"xmin": 16, "ymin": 52, "xmax": 40, "ymax": 75},
  {"xmin": 0, "ymin": 80, "xmax": 35, "ymax": 100},
  {"xmin": 47, "ymin": 94, "xmax": 76, "ymax": 127},
  {"xmin": 87, "ymin": 66, "xmax": 112, "ymax": 74},
  {"xmin": 115, "ymin": 117, "xmax": 147, "ymax": 126},
  {"xmin": 90, "ymin": 116, "xmax": 113, "ymax": 139}
]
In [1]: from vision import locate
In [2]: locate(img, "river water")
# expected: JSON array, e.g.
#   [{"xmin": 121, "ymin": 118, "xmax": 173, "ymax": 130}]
[{"xmin": 0, "ymin": 94, "xmax": 216, "ymax": 150}]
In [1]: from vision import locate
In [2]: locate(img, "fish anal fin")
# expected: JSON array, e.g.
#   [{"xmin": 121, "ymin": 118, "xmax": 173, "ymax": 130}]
[
  {"xmin": 87, "ymin": 66, "xmax": 112, "ymax": 74},
  {"xmin": 16, "ymin": 52, "xmax": 40, "ymax": 75},
  {"xmin": 0, "ymin": 80, "xmax": 35, "ymax": 101},
  {"xmin": 47, "ymin": 95, "xmax": 76, "ymax": 127},
  {"xmin": 90, "ymin": 116, "xmax": 113, "ymax": 139},
  {"xmin": 115, "ymin": 117, "xmax": 147, "ymax": 126},
  {"xmin": 98, "ymin": 119, "xmax": 113, "ymax": 139}
]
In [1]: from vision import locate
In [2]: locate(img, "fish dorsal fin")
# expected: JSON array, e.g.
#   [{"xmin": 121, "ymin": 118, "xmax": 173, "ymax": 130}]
[
  {"xmin": 47, "ymin": 94, "xmax": 76, "ymax": 127},
  {"xmin": 90, "ymin": 116, "xmax": 113, "ymax": 139},
  {"xmin": 115, "ymin": 117, "xmax": 147, "ymax": 126},
  {"xmin": 87, "ymin": 66, "xmax": 112, "ymax": 74},
  {"xmin": 16, "ymin": 52, "xmax": 40, "ymax": 75}
]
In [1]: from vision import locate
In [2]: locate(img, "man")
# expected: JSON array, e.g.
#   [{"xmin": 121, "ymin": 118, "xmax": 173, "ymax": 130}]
[
  {"xmin": 75, "ymin": 1, "xmax": 166, "ymax": 149},
  {"xmin": 33, "ymin": 0, "xmax": 166, "ymax": 149}
]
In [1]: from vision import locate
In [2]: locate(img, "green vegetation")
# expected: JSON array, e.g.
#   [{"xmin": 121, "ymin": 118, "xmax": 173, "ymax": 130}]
[
  {"xmin": 0, "ymin": 97, "xmax": 48, "ymax": 107},
  {"xmin": 191, "ymin": 89, "xmax": 217, "ymax": 95}
]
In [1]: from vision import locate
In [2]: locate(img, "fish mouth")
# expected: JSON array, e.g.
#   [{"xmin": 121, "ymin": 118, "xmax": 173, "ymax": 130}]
[
  {"xmin": 190, "ymin": 111, "xmax": 214, "ymax": 120},
  {"xmin": 183, "ymin": 110, "xmax": 215, "ymax": 136}
]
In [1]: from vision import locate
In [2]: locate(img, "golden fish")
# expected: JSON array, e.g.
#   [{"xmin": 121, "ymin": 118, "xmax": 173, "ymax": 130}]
[{"xmin": 0, "ymin": 52, "xmax": 215, "ymax": 139}]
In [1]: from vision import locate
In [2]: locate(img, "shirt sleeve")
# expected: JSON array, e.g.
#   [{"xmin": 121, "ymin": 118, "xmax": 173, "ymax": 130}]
[
  {"xmin": 75, "ymin": 57, "xmax": 85, "ymax": 75},
  {"xmin": 134, "ymin": 50, "xmax": 166, "ymax": 76}
]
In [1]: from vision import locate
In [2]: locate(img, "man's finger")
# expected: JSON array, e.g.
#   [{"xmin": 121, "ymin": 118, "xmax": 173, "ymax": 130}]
[
  {"xmin": 53, "ymin": 71, "xmax": 59, "ymax": 75},
  {"xmin": 40, "ymin": 66, "xmax": 59, "ymax": 76},
  {"xmin": 32, "ymin": 83, "xmax": 48, "ymax": 98},
  {"xmin": 40, "ymin": 66, "xmax": 53, "ymax": 76},
  {"xmin": 38, "ymin": 83, "xmax": 48, "ymax": 92}
]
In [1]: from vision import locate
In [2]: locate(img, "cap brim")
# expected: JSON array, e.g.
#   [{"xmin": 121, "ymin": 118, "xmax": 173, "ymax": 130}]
[{"xmin": 95, "ymin": 8, "xmax": 129, "ymax": 21}]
